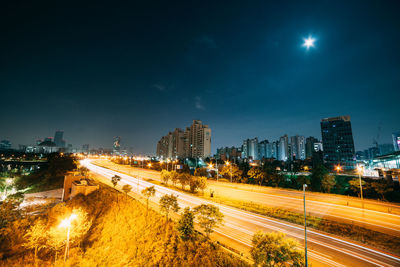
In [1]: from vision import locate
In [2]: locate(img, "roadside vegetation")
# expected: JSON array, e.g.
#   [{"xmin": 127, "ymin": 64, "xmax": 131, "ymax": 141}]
[
  {"xmin": 0, "ymin": 186, "xmax": 250, "ymax": 266},
  {"xmin": 142, "ymin": 168, "xmax": 400, "ymax": 255}
]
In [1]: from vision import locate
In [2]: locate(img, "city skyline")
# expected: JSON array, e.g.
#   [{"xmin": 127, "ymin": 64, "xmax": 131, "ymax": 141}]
[{"xmin": 1, "ymin": 1, "xmax": 399, "ymax": 154}]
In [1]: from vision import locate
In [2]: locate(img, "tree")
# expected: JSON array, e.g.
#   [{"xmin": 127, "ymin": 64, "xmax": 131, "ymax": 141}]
[
  {"xmin": 141, "ymin": 186, "xmax": 156, "ymax": 214},
  {"xmin": 78, "ymin": 166, "xmax": 89, "ymax": 177},
  {"xmin": 321, "ymin": 174, "xmax": 336, "ymax": 193},
  {"xmin": 193, "ymin": 204, "xmax": 224, "ymax": 237},
  {"xmin": 111, "ymin": 175, "xmax": 121, "ymax": 188},
  {"xmin": 122, "ymin": 184, "xmax": 132, "ymax": 199},
  {"xmin": 111, "ymin": 175, "xmax": 121, "ymax": 202},
  {"xmin": 250, "ymin": 231, "xmax": 304, "ymax": 267},
  {"xmin": 310, "ymin": 164, "xmax": 328, "ymax": 192},
  {"xmin": 194, "ymin": 168, "xmax": 208, "ymax": 177},
  {"xmin": 189, "ymin": 176, "xmax": 200, "ymax": 193},
  {"xmin": 170, "ymin": 171, "xmax": 179, "ymax": 187},
  {"xmin": 197, "ymin": 176, "xmax": 207, "ymax": 194},
  {"xmin": 178, "ymin": 173, "xmax": 191, "ymax": 190},
  {"xmin": 248, "ymin": 167, "xmax": 266, "ymax": 185},
  {"xmin": 220, "ymin": 165, "xmax": 243, "ymax": 182},
  {"xmin": 159, "ymin": 194, "xmax": 180, "ymax": 221},
  {"xmin": 161, "ymin": 170, "xmax": 170, "ymax": 185},
  {"xmin": 349, "ymin": 178, "xmax": 366, "ymax": 197},
  {"xmin": 177, "ymin": 207, "xmax": 195, "ymax": 240},
  {"xmin": 371, "ymin": 180, "xmax": 393, "ymax": 200},
  {"xmin": 24, "ymin": 219, "xmax": 47, "ymax": 264}
]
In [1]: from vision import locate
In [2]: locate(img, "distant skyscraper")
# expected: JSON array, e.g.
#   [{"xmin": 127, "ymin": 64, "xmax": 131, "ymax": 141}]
[
  {"xmin": 258, "ymin": 140, "xmax": 268, "ymax": 159},
  {"xmin": 320, "ymin": 116, "xmax": 355, "ymax": 169},
  {"xmin": 0, "ymin": 140, "xmax": 11, "ymax": 150},
  {"xmin": 82, "ymin": 144, "xmax": 89, "ymax": 154},
  {"xmin": 290, "ymin": 135, "xmax": 306, "ymax": 160},
  {"xmin": 54, "ymin": 130, "xmax": 65, "ymax": 148},
  {"xmin": 278, "ymin": 135, "xmax": 289, "ymax": 161},
  {"xmin": 157, "ymin": 120, "xmax": 211, "ymax": 159},
  {"xmin": 113, "ymin": 137, "xmax": 121, "ymax": 154},
  {"xmin": 393, "ymin": 131, "xmax": 400, "ymax": 152},
  {"xmin": 242, "ymin": 138, "xmax": 259, "ymax": 160}
]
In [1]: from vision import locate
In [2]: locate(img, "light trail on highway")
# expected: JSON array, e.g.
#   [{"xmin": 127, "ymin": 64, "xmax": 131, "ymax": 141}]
[{"xmin": 82, "ymin": 159, "xmax": 400, "ymax": 267}]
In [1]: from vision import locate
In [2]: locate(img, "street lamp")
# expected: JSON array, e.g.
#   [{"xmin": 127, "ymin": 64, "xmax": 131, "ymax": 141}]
[
  {"xmin": 335, "ymin": 165, "xmax": 342, "ymax": 174},
  {"xmin": 147, "ymin": 163, "xmax": 152, "ymax": 169},
  {"xmin": 357, "ymin": 165, "xmax": 364, "ymax": 209},
  {"xmin": 303, "ymin": 184, "xmax": 308, "ymax": 267},
  {"xmin": 225, "ymin": 161, "xmax": 232, "ymax": 183},
  {"xmin": 59, "ymin": 213, "xmax": 78, "ymax": 266}
]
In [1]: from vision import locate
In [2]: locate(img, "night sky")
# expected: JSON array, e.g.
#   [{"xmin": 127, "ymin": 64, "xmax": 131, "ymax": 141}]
[{"xmin": 1, "ymin": 1, "xmax": 399, "ymax": 154}]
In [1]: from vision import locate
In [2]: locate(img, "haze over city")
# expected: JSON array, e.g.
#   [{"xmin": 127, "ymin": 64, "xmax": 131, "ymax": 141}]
[{"xmin": 1, "ymin": 1, "xmax": 399, "ymax": 154}]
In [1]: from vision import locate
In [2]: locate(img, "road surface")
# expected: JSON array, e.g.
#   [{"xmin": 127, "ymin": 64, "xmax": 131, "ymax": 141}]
[
  {"xmin": 82, "ymin": 159, "xmax": 400, "ymax": 267},
  {"xmin": 92, "ymin": 160, "xmax": 400, "ymax": 237}
]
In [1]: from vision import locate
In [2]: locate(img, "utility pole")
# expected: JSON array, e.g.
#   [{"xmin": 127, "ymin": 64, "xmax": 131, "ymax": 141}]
[{"xmin": 303, "ymin": 184, "xmax": 308, "ymax": 267}]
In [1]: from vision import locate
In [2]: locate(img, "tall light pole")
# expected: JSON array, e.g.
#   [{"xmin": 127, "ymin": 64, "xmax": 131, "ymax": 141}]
[
  {"xmin": 357, "ymin": 165, "xmax": 364, "ymax": 209},
  {"xmin": 59, "ymin": 213, "xmax": 78, "ymax": 266},
  {"xmin": 226, "ymin": 161, "xmax": 232, "ymax": 183},
  {"xmin": 303, "ymin": 184, "xmax": 308, "ymax": 267}
]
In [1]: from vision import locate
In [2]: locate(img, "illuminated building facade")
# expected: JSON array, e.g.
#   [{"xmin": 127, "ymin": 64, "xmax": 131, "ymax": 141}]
[{"xmin": 320, "ymin": 115, "xmax": 355, "ymax": 169}]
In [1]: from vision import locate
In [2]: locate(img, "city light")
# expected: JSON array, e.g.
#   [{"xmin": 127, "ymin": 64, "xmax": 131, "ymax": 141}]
[
  {"xmin": 59, "ymin": 213, "xmax": 78, "ymax": 228},
  {"xmin": 335, "ymin": 165, "xmax": 342, "ymax": 173}
]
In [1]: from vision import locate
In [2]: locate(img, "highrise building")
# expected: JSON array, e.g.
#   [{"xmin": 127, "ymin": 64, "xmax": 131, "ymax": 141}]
[
  {"xmin": 242, "ymin": 138, "xmax": 259, "ymax": 160},
  {"xmin": 320, "ymin": 116, "xmax": 355, "ymax": 169},
  {"xmin": 258, "ymin": 140, "xmax": 269, "ymax": 159},
  {"xmin": 54, "ymin": 130, "xmax": 65, "ymax": 148},
  {"xmin": 290, "ymin": 135, "xmax": 306, "ymax": 160},
  {"xmin": 393, "ymin": 131, "xmax": 400, "ymax": 152},
  {"xmin": 156, "ymin": 120, "xmax": 211, "ymax": 159},
  {"xmin": 278, "ymin": 135, "xmax": 289, "ymax": 161},
  {"xmin": 0, "ymin": 140, "xmax": 11, "ymax": 150},
  {"xmin": 113, "ymin": 137, "xmax": 121, "ymax": 155}
]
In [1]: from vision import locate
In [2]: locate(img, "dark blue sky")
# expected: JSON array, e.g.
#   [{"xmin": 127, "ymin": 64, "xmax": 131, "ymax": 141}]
[{"xmin": 1, "ymin": 1, "xmax": 399, "ymax": 154}]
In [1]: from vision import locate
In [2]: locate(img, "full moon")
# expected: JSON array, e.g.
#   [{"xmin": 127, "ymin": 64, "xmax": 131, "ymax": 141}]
[{"xmin": 303, "ymin": 36, "xmax": 316, "ymax": 49}]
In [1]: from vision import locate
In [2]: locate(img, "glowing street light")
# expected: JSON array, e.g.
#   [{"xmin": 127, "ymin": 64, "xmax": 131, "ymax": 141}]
[
  {"xmin": 335, "ymin": 165, "xmax": 342, "ymax": 173},
  {"xmin": 225, "ymin": 161, "xmax": 232, "ymax": 183},
  {"xmin": 147, "ymin": 163, "xmax": 152, "ymax": 168},
  {"xmin": 303, "ymin": 184, "xmax": 308, "ymax": 267},
  {"xmin": 356, "ymin": 165, "xmax": 364, "ymax": 209},
  {"xmin": 303, "ymin": 36, "xmax": 316, "ymax": 50},
  {"xmin": 59, "ymin": 213, "xmax": 78, "ymax": 265}
]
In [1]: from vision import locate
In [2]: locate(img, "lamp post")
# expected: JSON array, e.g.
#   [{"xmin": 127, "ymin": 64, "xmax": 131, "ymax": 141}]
[
  {"xmin": 357, "ymin": 165, "xmax": 364, "ymax": 209},
  {"xmin": 303, "ymin": 184, "xmax": 308, "ymax": 267},
  {"xmin": 226, "ymin": 161, "xmax": 232, "ymax": 183},
  {"xmin": 59, "ymin": 214, "xmax": 78, "ymax": 266}
]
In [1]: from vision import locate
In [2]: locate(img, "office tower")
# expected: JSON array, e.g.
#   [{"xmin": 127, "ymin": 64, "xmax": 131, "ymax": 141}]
[
  {"xmin": 278, "ymin": 135, "xmax": 289, "ymax": 161},
  {"xmin": 393, "ymin": 131, "xmax": 400, "ymax": 152},
  {"xmin": 290, "ymin": 135, "xmax": 306, "ymax": 160},
  {"xmin": 54, "ymin": 130, "xmax": 65, "ymax": 148},
  {"xmin": 320, "ymin": 116, "xmax": 355, "ymax": 169}
]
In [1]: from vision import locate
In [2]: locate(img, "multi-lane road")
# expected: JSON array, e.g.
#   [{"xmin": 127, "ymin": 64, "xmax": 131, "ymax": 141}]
[
  {"xmin": 82, "ymin": 159, "xmax": 400, "ymax": 267},
  {"xmin": 92, "ymin": 159, "xmax": 400, "ymax": 237}
]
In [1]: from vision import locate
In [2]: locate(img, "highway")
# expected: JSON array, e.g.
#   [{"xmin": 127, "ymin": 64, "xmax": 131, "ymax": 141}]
[
  {"xmin": 82, "ymin": 159, "xmax": 400, "ymax": 267},
  {"xmin": 92, "ymin": 160, "xmax": 400, "ymax": 237}
]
